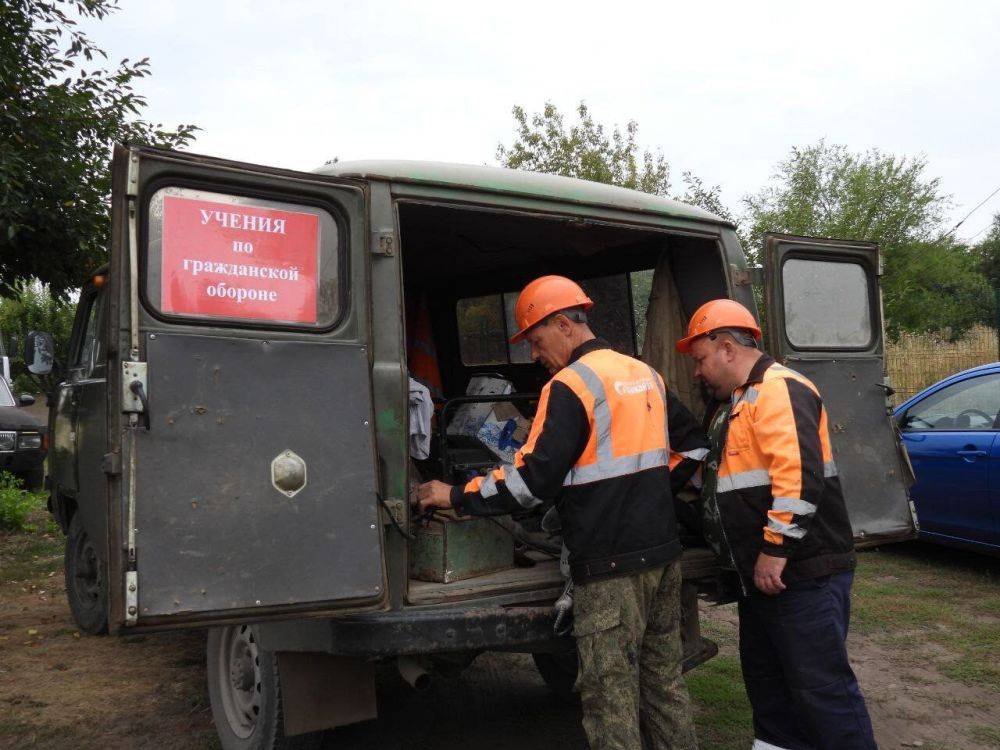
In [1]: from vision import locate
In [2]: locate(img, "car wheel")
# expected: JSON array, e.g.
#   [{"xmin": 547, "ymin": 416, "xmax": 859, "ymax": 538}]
[
  {"xmin": 532, "ymin": 649, "xmax": 580, "ymax": 702},
  {"xmin": 206, "ymin": 625, "xmax": 321, "ymax": 750},
  {"xmin": 64, "ymin": 514, "xmax": 108, "ymax": 635}
]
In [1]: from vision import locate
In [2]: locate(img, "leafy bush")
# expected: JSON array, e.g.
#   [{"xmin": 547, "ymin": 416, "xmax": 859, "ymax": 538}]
[{"xmin": 0, "ymin": 471, "xmax": 47, "ymax": 532}]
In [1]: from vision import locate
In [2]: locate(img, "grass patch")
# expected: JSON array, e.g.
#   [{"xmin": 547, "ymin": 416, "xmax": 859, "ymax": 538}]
[
  {"xmin": 0, "ymin": 503, "xmax": 63, "ymax": 584},
  {"xmin": 687, "ymin": 653, "xmax": 753, "ymax": 750},
  {"xmin": 852, "ymin": 544, "xmax": 1000, "ymax": 691},
  {"xmin": 970, "ymin": 724, "xmax": 1000, "ymax": 748}
]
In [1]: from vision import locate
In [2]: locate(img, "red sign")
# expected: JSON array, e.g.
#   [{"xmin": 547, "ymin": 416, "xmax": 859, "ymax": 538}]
[{"xmin": 160, "ymin": 195, "xmax": 320, "ymax": 323}]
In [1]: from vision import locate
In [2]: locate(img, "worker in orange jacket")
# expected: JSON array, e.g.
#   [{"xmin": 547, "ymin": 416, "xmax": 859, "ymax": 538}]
[
  {"xmin": 676, "ymin": 298, "xmax": 876, "ymax": 750},
  {"xmin": 416, "ymin": 275, "xmax": 705, "ymax": 750}
]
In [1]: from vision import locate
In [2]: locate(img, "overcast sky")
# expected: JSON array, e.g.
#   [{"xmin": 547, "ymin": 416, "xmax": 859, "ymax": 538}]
[{"xmin": 80, "ymin": 0, "xmax": 1000, "ymax": 240}]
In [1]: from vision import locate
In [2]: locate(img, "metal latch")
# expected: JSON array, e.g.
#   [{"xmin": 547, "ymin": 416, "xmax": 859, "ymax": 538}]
[{"xmin": 122, "ymin": 362, "xmax": 147, "ymax": 413}]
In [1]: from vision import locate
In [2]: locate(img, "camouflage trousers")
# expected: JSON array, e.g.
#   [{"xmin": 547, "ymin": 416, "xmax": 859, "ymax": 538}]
[{"xmin": 574, "ymin": 560, "xmax": 698, "ymax": 750}]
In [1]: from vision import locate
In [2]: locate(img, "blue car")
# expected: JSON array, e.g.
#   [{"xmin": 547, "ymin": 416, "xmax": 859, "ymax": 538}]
[{"xmin": 894, "ymin": 362, "xmax": 1000, "ymax": 554}]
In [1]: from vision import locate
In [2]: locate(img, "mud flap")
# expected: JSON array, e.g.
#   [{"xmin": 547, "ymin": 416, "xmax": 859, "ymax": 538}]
[{"xmin": 277, "ymin": 653, "xmax": 376, "ymax": 737}]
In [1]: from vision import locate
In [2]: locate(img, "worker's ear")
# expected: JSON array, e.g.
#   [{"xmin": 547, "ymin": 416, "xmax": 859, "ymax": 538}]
[{"xmin": 553, "ymin": 313, "xmax": 573, "ymax": 335}]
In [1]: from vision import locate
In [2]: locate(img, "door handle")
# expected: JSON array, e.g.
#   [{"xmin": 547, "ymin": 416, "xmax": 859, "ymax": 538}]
[{"xmin": 957, "ymin": 449, "xmax": 987, "ymax": 458}]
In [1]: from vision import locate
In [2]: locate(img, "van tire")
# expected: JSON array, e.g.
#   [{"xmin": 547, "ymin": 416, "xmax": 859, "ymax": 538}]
[
  {"xmin": 532, "ymin": 650, "xmax": 579, "ymax": 702},
  {"xmin": 64, "ymin": 514, "xmax": 108, "ymax": 635},
  {"xmin": 207, "ymin": 625, "xmax": 321, "ymax": 750}
]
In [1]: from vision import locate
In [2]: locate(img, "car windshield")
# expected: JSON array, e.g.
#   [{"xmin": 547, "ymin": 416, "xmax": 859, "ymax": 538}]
[{"xmin": 0, "ymin": 379, "xmax": 16, "ymax": 407}]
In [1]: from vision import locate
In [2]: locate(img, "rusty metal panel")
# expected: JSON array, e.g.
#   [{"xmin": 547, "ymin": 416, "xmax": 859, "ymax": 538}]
[
  {"xmin": 133, "ymin": 332, "xmax": 383, "ymax": 619},
  {"xmin": 787, "ymin": 357, "xmax": 915, "ymax": 543}
]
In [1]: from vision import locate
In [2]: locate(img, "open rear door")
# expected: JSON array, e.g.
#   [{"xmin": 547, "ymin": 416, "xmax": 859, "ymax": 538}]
[
  {"xmin": 107, "ymin": 145, "xmax": 386, "ymax": 630},
  {"xmin": 763, "ymin": 233, "xmax": 917, "ymax": 547}
]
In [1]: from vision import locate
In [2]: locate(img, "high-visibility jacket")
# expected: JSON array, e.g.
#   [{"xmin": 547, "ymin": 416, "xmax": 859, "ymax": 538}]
[
  {"xmin": 451, "ymin": 339, "xmax": 708, "ymax": 583},
  {"xmin": 705, "ymin": 355, "xmax": 855, "ymax": 585}
]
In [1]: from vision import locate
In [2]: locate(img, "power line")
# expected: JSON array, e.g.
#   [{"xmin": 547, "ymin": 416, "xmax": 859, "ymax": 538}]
[{"xmin": 944, "ymin": 184, "xmax": 1000, "ymax": 238}]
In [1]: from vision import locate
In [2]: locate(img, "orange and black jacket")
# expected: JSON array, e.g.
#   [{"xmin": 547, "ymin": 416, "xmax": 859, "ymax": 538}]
[
  {"xmin": 450, "ymin": 339, "xmax": 708, "ymax": 584},
  {"xmin": 713, "ymin": 355, "xmax": 855, "ymax": 584}
]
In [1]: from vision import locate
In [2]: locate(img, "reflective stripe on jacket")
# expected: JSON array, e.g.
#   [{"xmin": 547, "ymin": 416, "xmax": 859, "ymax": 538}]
[
  {"xmin": 451, "ymin": 338, "xmax": 707, "ymax": 583},
  {"xmin": 712, "ymin": 355, "xmax": 855, "ymax": 584}
]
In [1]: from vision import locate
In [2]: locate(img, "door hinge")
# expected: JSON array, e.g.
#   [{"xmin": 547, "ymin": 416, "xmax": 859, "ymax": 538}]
[
  {"xmin": 125, "ymin": 570, "xmax": 139, "ymax": 626},
  {"xmin": 126, "ymin": 151, "xmax": 139, "ymax": 197},
  {"xmin": 102, "ymin": 452, "xmax": 122, "ymax": 477},
  {"xmin": 731, "ymin": 264, "xmax": 763, "ymax": 287},
  {"xmin": 380, "ymin": 497, "xmax": 405, "ymax": 527},
  {"xmin": 374, "ymin": 232, "xmax": 395, "ymax": 257}
]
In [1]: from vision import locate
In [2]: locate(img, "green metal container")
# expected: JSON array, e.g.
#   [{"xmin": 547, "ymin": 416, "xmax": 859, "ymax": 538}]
[{"xmin": 409, "ymin": 517, "xmax": 514, "ymax": 583}]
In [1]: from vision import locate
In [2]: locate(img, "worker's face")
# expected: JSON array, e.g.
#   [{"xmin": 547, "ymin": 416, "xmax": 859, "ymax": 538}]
[
  {"xmin": 689, "ymin": 335, "xmax": 739, "ymax": 400},
  {"xmin": 525, "ymin": 316, "xmax": 574, "ymax": 375}
]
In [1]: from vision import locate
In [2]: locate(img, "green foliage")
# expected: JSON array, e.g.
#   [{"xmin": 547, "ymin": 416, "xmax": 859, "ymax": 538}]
[
  {"xmin": 0, "ymin": 471, "xmax": 46, "ymax": 532},
  {"xmin": 973, "ymin": 212, "xmax": 1000, "ymax": 288},
  {"xmin": 0, "ymin": 0, "xmax": 197, "ymax": 298},
  {"xmin": 496, "ymin": 102, "xmax": 729, "ymax": 218},
  {"xmin": 744, "ymin": 141, "xmax": 991, "ymax": 337},
  {"xmin": 497, "ymin": 102, "xmax": 671, "ymax": 195},
  {"xmin": 0, "ymin": 280, "xmax": 76, "ymax": 392}
]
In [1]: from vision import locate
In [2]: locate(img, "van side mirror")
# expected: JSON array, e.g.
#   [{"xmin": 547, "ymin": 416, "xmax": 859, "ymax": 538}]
[
  {"xmin": 19, "ymin": 394, "xmax": 35, "ymax": 407},
  {"xmin": 24, "ymin": 331, "xmax": 55, "ymax": 376}
]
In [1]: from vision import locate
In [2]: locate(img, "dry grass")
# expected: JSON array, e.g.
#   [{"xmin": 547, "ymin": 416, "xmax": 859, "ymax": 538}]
[{"xmin": 887, "ymin": 325, "xmax": 998, "ymax": 405}]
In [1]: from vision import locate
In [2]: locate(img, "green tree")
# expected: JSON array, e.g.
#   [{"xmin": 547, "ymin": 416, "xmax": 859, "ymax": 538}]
[
  {"xmin": 0, "ymin": 0, "xmax": 197, "ymax": 298},
  {"xmin": 973, "ymin": 212, "xmax": 1000, "ymax": 288},
  {"xmin": 744, "ymin": 141, "xmax": 991, "ymax": 337},
  {"xmin": 496, "ymin": 102, "xmax": 732, "ymax": 218}
]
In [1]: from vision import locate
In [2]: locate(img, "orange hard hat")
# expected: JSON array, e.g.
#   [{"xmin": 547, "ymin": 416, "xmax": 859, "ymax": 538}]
[
  {"xmin": 509, "ymin": 275, "xmax": 594, "ymax": 343},
  {"xmin": 675, "ymin": 298, "xmax": 761, "ymax": 353}
]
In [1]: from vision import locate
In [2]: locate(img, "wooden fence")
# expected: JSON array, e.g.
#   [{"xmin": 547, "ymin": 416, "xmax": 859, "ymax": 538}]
[{"xmin": 886, "ymin": 326, "xmax": 999, "ymax": 405}]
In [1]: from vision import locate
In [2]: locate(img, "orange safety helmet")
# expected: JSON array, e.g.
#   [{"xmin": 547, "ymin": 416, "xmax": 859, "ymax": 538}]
[
  {"xmin": 509, "ymin": 275, "xmax": 594, "ymax": 343},
  {"xmin": 675, "ymin": 298, "xmax": 761, "ymax": 353}
]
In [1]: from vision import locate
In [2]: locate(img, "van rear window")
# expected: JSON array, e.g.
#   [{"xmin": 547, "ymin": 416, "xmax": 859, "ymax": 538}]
[{"xmin": 144, "ymin": 187, "xmax": 341, "ymax": 328}]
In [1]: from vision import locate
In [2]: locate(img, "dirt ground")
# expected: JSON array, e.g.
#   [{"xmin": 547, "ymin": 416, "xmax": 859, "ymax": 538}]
[{"xmin": 1, "ymin": 531, "xmax": 997, "ymax": 749}]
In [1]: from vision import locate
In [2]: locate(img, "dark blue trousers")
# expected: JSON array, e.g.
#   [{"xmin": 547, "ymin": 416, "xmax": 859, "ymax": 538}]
[{"xmin": 737, "ymin": 571, "xmax": 877, "ymax": 750}]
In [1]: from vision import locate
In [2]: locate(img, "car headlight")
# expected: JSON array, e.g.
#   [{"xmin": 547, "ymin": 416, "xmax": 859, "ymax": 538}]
[
  {"xmin": 0, "ymin": 432, "xmax": 15, "ymax": 452},
  {"xmin": 18, "ymin": 433, "xmax": 42, "ymax": 450}
]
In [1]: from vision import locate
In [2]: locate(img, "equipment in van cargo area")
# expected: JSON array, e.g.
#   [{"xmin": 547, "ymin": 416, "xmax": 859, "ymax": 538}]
[
  {"xmin": 409, "ymin": 513, "xmax": 515, "ymax": 583},
  {"xmin": 446, "ymin": 375, "xmax": 514, "ymax": 436}
]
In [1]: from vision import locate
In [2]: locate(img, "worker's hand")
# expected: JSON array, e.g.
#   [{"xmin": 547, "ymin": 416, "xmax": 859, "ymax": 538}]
[
  {"xmin": 753, "ymin": 552, "xmax": 787, "ymax": 595},
  {"xmin": 414, "ymin": 480, "xmax": 454, "ymax": 512}
]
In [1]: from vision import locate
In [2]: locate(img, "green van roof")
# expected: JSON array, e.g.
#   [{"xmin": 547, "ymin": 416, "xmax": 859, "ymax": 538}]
[{"xmin": 315, "ymin": 160, "xmax": 731, "ymax": 227}]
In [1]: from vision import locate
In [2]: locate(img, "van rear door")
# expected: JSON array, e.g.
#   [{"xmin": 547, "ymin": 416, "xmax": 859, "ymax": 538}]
[
  {"xmin": 763, "ymin": 233, "xmax": 917, "ymax": 546},
  {"xmin": 107, "ymin": 145, "xmax": 386, "ymax": 630}
]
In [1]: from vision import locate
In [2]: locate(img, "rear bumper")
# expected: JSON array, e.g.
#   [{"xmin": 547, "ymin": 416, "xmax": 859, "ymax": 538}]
[
  {"xmin": 256, "ymin": 605, "xmax": 567, "ymax": 658},
  {"xmin": 0, "ymin": 449, "xmax": 45, "ymax": 474},
  {"xmin": 255, "ymin": 580, "xmax": 717, "ymax": 672}
]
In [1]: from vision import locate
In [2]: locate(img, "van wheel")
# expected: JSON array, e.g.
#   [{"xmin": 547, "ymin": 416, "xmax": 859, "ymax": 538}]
[
  {"xmin": 65, "ymin": 514, "xmax": 108, "ymax": 635},
  {"xmin": 532, "ymin": 650, "xmax": 579, "ymax": 702},
  {"xmin": 207, "ymin": 625, "xmax": 321, "ymax": 750}
]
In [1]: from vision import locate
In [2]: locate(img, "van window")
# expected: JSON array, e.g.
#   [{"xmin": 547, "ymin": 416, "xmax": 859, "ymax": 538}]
[
  {"xmin": 456, "ymin": 273, "xmax": 643, "ymax": 367},
  {"xmin": 782, "ymin": 258, "xmax": 872, "ymax": 348},
  {"xmin": 74, "ymin": 289, "xmax": 105, "ymax": 378},
  {"xmin": 457, "ymin": 295, "xmax": 508, "ymax": 365},
  {"xmin": 144, "ymin": 186, "xmax": 341, "ymax": 329}
]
